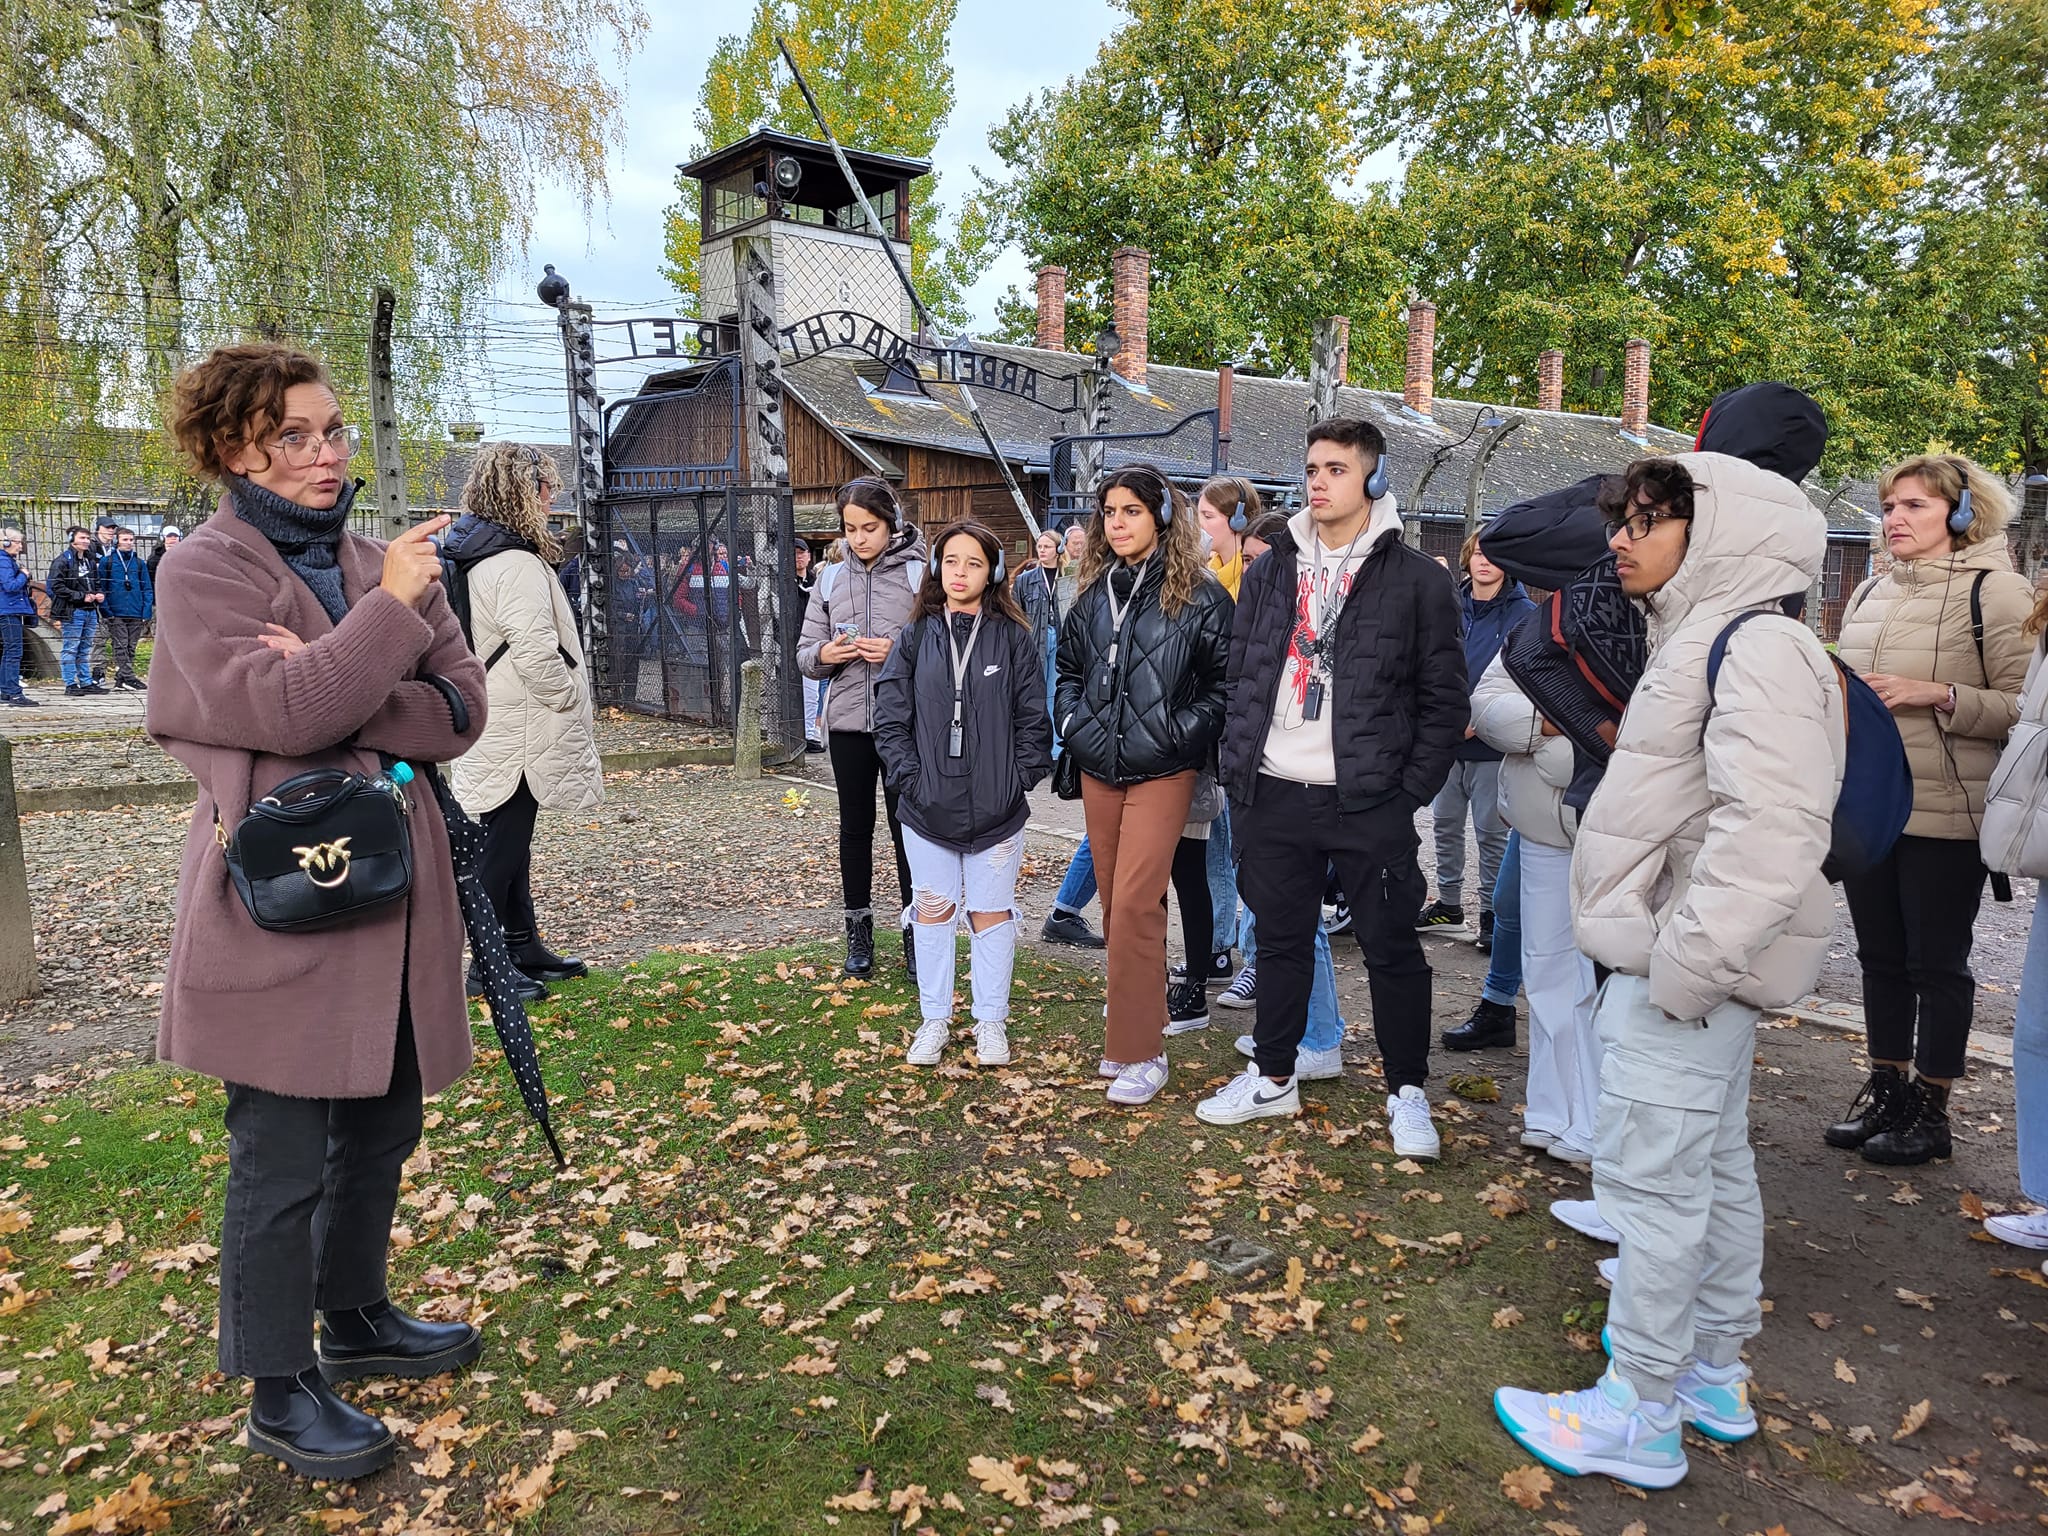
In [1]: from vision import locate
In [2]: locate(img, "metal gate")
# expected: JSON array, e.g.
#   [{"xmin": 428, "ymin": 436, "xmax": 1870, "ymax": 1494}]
[
  {"xmin": 596, "ymin": 485, "xmax": 804, "ymax": 754},
  {"xmin": 1046, "ymin": 409, "xmax": 1223, "ymax": 526}
]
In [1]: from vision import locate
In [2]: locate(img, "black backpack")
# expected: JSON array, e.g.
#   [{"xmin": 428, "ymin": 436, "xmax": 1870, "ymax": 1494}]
[{"xmin": 438, "ymin": 541, "xmax": 508, "ymax": 669}]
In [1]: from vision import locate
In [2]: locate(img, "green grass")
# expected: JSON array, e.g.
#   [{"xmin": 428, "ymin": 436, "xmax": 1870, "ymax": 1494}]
[{"xmin": 0, "ymin": 946, "xmax": 1653, "ymax": 1534}]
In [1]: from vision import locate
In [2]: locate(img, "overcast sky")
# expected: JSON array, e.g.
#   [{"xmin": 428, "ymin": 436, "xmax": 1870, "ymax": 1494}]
[{"xmin": 462, "ymin": 0, "xmax": 1122, "ymax": 440}]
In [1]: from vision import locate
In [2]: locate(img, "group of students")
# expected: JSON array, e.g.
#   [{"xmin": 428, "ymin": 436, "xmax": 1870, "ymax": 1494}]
[
  {"xmin": 0, "ymin": 517, "xmax": 178, "ymax": 702},
  {"xmin": 799, "ymin": 394, "xmax": 2048, "ymax": 1493}
]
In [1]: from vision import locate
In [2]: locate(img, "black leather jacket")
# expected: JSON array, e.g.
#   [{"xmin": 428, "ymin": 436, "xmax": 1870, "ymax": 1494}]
[{"xmin": 1054, "ymin": 558, "xmax": 1233, "ymax": 786}]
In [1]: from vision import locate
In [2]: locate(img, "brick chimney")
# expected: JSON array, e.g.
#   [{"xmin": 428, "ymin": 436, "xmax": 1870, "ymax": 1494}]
[
  {"xmin": 1110, "ymin": 246, "xmax": 1149, "ymax": 385},
  {"xmin": 1034, "ymin": 265, "xmax": 1067, "ymax": 353},
  {"xmin": 1536, "ymin": 349, "xmax": 1564, "ymax": 413},
  {"xmin": 1403, "ymin": 299, "xmax": 1437, "ymax": 417},
  {"xmin": 1620, "ymin": 337, "xmax": 1651, "ymax": 439}
]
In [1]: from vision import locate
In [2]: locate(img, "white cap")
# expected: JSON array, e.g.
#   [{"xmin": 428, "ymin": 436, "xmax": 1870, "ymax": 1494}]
[{"xmin": 162, "ymin": 526, "xmax": 182, "ymax": 539}]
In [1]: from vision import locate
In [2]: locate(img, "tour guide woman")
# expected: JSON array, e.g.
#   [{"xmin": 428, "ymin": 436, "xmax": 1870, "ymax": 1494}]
[
  {"xmin": 149, "ymin": 343, "xmax": 489, "ymax": 1480},
  {"xmin": 1056, "ymin": 463, "xmax": 1233, "ymax": 1106}
]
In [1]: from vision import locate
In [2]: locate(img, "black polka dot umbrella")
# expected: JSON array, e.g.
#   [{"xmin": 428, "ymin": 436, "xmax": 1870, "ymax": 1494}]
[{"xmin": 421, "ymin": 763, "xmax": 567, "ymax": 1168}]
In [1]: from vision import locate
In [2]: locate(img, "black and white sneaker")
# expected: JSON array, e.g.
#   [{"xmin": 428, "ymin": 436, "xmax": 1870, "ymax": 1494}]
[
  {"xmin": 1416, "ymin": 900, "xmax": 1465, "ymax": 930},
  {"xmin": 1476, "ymin": 911, "xmax": 1495, "ymax": 950},
  {"xmin": 1196, "ymin": 1068, "xmax": 1300, "ymax": 1125},
  {"xmin": 1164, "ymin": 978, "xmax": 1210, "ymax": 1036},
  {"xmin": 1322, "ymin": 902, "xmax": 1352, "ymax": 935},
  {"xmin": 1216, "ymin": 965, "xmax": 1256, "ymax": 1010}
]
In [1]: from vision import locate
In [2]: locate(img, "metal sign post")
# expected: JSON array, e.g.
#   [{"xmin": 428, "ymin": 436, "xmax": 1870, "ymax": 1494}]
[
  {"xmin": 548, "ymin": 276, "xmax": 609, "ymax": 698},
  {"xmin": 367, "ymin": 287, "xmax": 408, "ymax": 536}
]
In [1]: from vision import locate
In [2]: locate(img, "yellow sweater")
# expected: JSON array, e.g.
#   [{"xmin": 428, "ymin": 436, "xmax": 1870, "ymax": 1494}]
[{"xmin": 1207, "ymin": 548, "xmax": 1244, "ymax": 601}]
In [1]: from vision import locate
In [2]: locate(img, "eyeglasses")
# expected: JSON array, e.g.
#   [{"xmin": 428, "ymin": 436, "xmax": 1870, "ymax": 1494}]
[
  {"xmin": 1604, "ymin": 508, "xmax": 1692, "ymax": 542},
  {"xmin": 270, "ymin": 424, "xmax": 361, "ymax": 467}
]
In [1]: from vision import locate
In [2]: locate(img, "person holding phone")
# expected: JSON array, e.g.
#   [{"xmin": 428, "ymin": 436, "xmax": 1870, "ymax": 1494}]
[
  {"xmin": 799, "ymin": 478, "xmax": 929, "ymax": 980},
  {"xmin": 875, "ymin": 522, "xmax": 1052, "ymax": 1067}
]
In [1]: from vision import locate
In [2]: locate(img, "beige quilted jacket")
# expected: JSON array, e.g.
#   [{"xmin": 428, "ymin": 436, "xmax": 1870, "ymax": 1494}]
[
  {"xmin": 452, "ymin": 548, "xmax": 604, "ymax": 817},
  {"xmin": 1832, "ymin": 538, "xmax": 2032, "ymax": 842},
  {"xmin": 1570, "ymin": 453, "xmax": 1845, "ymax": 1022}
]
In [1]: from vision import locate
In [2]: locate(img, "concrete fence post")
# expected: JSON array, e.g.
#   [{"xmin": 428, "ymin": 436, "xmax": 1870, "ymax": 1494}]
[
  {"xmin": 0, "ymin": 739, "xmax": 40, "ymax": 1001},
  {"xmin": 735, "ymin": 660, "xmax": 764, "ymax": 781}
]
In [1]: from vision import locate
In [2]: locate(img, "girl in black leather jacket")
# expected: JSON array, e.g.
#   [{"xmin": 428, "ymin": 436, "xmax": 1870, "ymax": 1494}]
[{"xmin": 1054, "ymin": 464, "xmax": 1233, "ymax": 1107}]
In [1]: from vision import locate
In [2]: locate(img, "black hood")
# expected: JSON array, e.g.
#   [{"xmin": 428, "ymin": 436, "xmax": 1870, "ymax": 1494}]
[
  {"xmin": 440, "ymin": 511, "xmax": 536, "ymax": 566},
  {"xmin": 1695, "ymin": 381, "xmax": 1828, "ymax": 484},
  {"xmin": 1476, "ymin": 474, "xmax": 1612, "ymax": 592}
]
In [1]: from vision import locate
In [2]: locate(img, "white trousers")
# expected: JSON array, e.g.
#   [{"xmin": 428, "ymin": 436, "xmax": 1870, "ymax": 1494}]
[
  {"xmin": 901, "ymin": 823, "xmax": 1026, "ymax": 1026},
  {"xmin": 1593, "ymin": 972, "xmax": 1764, "ymax": 1399},
  {"xmin": 1519, "ymin": 840, "xmax": 1600, "ymax": 1155}
]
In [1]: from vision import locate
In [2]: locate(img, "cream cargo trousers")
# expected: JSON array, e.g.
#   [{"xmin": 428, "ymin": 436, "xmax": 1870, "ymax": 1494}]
[{"xmin": 1593, "ymin": 972, "xmax": 1763, "ymax": 1401}]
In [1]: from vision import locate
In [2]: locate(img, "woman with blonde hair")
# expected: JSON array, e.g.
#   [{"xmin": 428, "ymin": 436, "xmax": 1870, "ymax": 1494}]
[
  {"xmin": 446, "ymin": 443, "xmax": 603, "ymax": 1000},
  {"xmin": 1055, "ymin": 464, "xmax": 1233, "ymax": 1105},
  {"xmin": 1830, "ymin": 454, "xmax": 2032, "ymax": 1164}
]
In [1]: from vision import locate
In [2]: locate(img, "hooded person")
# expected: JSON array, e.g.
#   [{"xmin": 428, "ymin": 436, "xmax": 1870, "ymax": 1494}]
[
  {"xmin": 1481, "ymin": 382, "xmax": 1829, "ymax": 809},
  {"xmin": 1493, "ymin": 451, "xmax": 1845, "ymax": 1490}
]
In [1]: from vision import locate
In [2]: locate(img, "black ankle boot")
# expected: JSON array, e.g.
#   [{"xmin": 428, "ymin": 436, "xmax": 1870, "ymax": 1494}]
[
  {"xmin": 468, "ymin": 962, "xmax": 548, "ymax": 1003},
  {"xmin": 1824, "ymin": 1063, "xmax": 1910, "ymax": 1149},
  {"xmin": 317, "ymin": 1297, "xmax": 483, "ymax": 1382},
  {"xmin": 247, "ymin": 1368, "xmax": 396, "ymax": 1480},
  {"xmin": 506, "ymin": 930, "xmax": 588, "ymax": 982},
  {"xmin": 1442, "ymin": 998, "xmax": 1517, "ymax": 1051},
  {"xmin": 844, "ymin": 912, "xmax": 875, "ymax": 979},
  {"xmin": 902, "ymin": 924, "xmax": 917, "ymax": 984},
  {"xmin": 1861, "ymin": 1078, "xmax": 1953, "ymax": 1165}
]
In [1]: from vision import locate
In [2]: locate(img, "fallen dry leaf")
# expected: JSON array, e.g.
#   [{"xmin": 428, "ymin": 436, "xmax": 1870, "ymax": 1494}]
[
  {"xmin": 1066, "ymin": 1157, "xmax": 1110, "ymax": 1179},
  {"xmin": 50, "ymin": 1474, "xmax": 181, "ymax": 1535},
  {"xmin": 1892, "ymin": 1398, "xmax": 1931, "ymax": 1441},
  {"xmin": 644, "ymin": 1367, "xmax": 684, "ymax": 1389},
  {"xmin": 1349, "ymin": 1425, "xmax": 1385, "ymax": 1452},
  {"xmin": 1620, "ymin": 1523, "xmax": 1648, "ymax": 1536},
  {"xmin": 493, "ymin": 1460, "xmax": 557, "ymax": 1518},
  {"xmin": 1894, "ymin": 1287, "xmax": 1935, "ymax": 1311},
  {"xmin": 1500, "ymin": 1463, "xmax": 1553, "ymax": 1511},
  {"xmin": 824, "ymin": 1468, "xmax": 881, "ymax": 1513},
  {"xmin": 967, "ymin": 1454, "xmax": 1034, "ymax": 1507},
  {"xmin": 1808, "ymin": 1310, "xmax": 1835, "ymax": 1330},
  {"xmin": 1491, "ymin": 1306, "xmax": 1524, "ymax": 1329},
  {"xmin": 1833, "ymin": 1357, "xmax": 1857, "ymax": 1384}
]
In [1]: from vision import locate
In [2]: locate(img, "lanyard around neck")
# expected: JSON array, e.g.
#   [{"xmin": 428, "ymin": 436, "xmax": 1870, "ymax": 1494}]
[
  {"xmin": 1102, "ymin": 559, "xmax": 1148, "ymax": 671},
  {"xmin": 946, "ymin": 611, "xmax": 984, "ymax": 711}
]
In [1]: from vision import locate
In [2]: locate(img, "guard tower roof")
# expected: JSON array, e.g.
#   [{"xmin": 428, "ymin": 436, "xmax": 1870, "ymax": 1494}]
[{"xmin": 678, "ymin": 129, "xmax": 932, "ymax": 193}]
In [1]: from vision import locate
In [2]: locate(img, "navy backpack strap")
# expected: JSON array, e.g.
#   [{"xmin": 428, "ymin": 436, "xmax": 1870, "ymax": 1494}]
[{"xmin": 1705, "ymin": 610, "xmax": 1771, "ymax": 702}]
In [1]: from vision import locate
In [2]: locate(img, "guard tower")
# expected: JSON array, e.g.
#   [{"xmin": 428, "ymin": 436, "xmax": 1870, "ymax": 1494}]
[{"xmin": 680, "ymin": 129, "xmax": 931, "ymax": 342}]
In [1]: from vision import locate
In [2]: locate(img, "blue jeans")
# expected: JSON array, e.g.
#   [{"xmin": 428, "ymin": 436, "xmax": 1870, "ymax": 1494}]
[
  {"xmin": 1481, "ymin": 830, "xmax": 1525, "ymax": 1007},
  {"xmin": 1206, "ymin": 803, "xmax": 1238, "ymax": 953},
  {"xmin": 60, "ymin": 608, "xmax": 98, "ymax": 686},
  {"xmin": 1054, "ymin": 837, "xmax": 1097, "ymax": 913},
  {"xmin": 2017, "ymin": 899, "xmax": 2048, "ymax": 1206},
  {"xmin": 0, "ymin": 615, "xmax": 21, "ymax": 698},
  {"xmin": 1240, "ymin": 906, "xmax": 1345, "ymax": 1052}
]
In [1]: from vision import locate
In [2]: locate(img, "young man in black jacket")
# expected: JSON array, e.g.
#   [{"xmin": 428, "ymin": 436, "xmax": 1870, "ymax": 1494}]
[
  {"xmin": 48, "ymin": 526, "xmax": 108, "ymax": 695},
  {"xmin": 1202, "ymin": 419, "xmax": 1468, "ymax": 1153}
]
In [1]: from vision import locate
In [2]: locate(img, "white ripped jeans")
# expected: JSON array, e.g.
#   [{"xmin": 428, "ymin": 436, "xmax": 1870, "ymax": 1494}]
[{"xmin": 900, "ymin": 823, "xmax": 1026, "ymax": 1025}]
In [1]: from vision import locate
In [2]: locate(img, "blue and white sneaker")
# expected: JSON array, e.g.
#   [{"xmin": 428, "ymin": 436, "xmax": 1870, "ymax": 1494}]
[
  {"xmin": 1493, "ymin": 1367, "xmax": 1688, "ymax": 1490},
  {"xmin": 1598, "ymin": 1327, "xmax": 1758, "ymax": 1443}
]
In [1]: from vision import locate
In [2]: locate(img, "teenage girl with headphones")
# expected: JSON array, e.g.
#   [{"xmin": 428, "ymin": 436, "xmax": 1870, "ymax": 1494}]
[
  {"xmin": 1830, "ymin": 454, "xmax": 2032, "ymax": 1165},
  {"xmin": 874, "ymin": 522, "xmax": 1053, "ymax": 1070},
  {"xmin": 1055, "ymin": 463, "xmax": 1235, "ymax": 1106}
]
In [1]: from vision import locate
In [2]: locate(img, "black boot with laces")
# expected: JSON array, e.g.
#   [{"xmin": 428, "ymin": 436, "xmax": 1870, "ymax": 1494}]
[
  {"xmin": 1823, "ymin": 1063, "xmax": 1909, "ymax": 1149},
  {"xmin": 844, "ymin": 911, "xmax": 875, "ymax": 979},
  {"xmin": 1861, "ymin": 1077, "xmax": 1953, "ymax": 1165}
]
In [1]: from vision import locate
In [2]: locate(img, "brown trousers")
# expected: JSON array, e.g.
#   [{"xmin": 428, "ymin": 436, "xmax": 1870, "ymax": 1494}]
[{"xmin": 1081, "ymin": 770, "xmax": 1197, "ymax": 1063}]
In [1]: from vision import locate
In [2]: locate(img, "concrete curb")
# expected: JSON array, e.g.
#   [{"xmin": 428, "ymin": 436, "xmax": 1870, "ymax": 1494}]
[{"xmin": 17, "ymin": 745, "xmax": 738, "ymax": 814}]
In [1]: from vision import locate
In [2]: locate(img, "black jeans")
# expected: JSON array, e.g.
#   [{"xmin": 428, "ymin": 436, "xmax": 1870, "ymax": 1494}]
[
  {"xmin": 218, "ymin": 1004, "xmax": 423, "ymax": 1377},
  {"xmin": 1238, "ymin": 775, "xmax": 1431, "ymax": 1086},
  {"xmin": 477, "ymin": 780, "xmax": 541, "ymax": 937},
  {"xmin": 828, "ymin": 730, "xmax": 912, "ymax": 916},
  {"xmin": 1172, "ymin": 835, "xmax": 1213, "ymax": 970},
  {"xmin": 1842, "ymin": 833, "xmax": 1986, "ymax": 1079}
]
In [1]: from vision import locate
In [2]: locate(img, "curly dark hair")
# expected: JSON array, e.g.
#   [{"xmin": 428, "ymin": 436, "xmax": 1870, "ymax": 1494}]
[
  {"xmin": 1599, "ymin": 459, "xmax": 1697, "ymax": 522},
  {"xmin": 166, "ymin": 343, "xmax": 335, "ymax": 482}
]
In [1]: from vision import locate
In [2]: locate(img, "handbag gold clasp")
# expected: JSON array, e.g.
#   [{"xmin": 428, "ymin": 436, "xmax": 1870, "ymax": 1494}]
[{"xmin": 292, "ymin": 837, "xmax": 354, "ymax": 888}]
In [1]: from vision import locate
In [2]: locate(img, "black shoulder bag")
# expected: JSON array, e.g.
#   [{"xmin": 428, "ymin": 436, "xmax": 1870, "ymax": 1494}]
[{"xmin": 217, "ymin": 765, "xmax": 416, "ymax": 933}]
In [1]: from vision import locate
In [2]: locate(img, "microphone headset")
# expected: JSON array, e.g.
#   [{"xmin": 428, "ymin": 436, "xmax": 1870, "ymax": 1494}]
[{"xmin": 1945, "ymin": 456, "xmax": 1976, "ymax": 538}]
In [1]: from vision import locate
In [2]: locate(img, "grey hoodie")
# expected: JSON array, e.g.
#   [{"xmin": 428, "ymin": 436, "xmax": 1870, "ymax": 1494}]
[{"xmin": 797, "ymin": 530, "xmax": 929, "ymax": 735}]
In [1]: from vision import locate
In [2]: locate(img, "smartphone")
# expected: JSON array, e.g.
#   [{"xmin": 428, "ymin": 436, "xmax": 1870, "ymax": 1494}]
[{"xmin": 835, "ymin": 622, "xmax": 861, "ymax": 641}]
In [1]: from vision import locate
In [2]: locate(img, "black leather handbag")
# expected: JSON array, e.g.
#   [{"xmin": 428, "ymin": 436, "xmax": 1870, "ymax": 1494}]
[
  {"xmin": 1051, "ymin": 749, "xmax": 1082, "ymax": 801},
  {"xmin": 217, "ymin": 766, "xmax": 415, "ymax": 932}
]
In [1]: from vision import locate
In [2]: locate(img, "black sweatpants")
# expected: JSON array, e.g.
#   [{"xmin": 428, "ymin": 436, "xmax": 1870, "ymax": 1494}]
[
  {"xmin": 828, "ymin": 729, "xmax": 912, "ymax": 917},
  {"xmin": 1842, "ymin": 833, "xmax": 1986, "ymax": 1080},
  {"xmin": 1238, "ymin": 774, "xmax": 1431, "ymax": 1087}
]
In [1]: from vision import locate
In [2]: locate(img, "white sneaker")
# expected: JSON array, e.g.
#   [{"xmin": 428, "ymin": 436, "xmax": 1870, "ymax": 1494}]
[
  {"xmin": 1520, "ymin": 1128, "xmax": 1556, "ymax": 1149},
  {"xmin": 1986, "ymin": 1211, "xmax": 2048, "ymax": 1250},
  {"xmin": 972, "ymin": 1019, "xmax": 1011, "ymax": 1067},
  {"xmin": 1097, "ymin": 1057, "xmax": 1120, "ymax": 1079},
  {"xmin": 1386, "ymin": 1086, "xmax": 1440, "ymax": 1161},
  {"xmin": 906, "ymin": 1019, "xmax": 949, "ymax": 1067},
  {"xmin": 1195, "ymin": 1068, "xmax": 1301, "ymax": 1126},
  {"xmin": 1597, "ymin": 1256, "xmax": 1618, "ymax": 1287},
  {"xmin": 1493, "ymin": 1368, "xmax": 1688, "ymax": 1490},
  {"xmin": 1232, "ymin": 1033, "xmax": 1343, "ymax": 1080},
  {"xmin": 1106, "ymin": 1055, "xmax": 1168, "ymax": 1106},
  {"xmin": 1551, "ymin": 1199, "xmax": 1621, "ymax": 1245}
]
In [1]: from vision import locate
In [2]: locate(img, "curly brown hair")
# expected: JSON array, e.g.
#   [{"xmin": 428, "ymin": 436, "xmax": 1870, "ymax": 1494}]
[
  {"xmin": 166, "ymin": 343, "xmax": 334, "ymax": 482},
  {"xmin": 1078, "ymin": 464, "xmax": 1207, "ymax": 616},
  {"xmin": 459, "ymin": 443, "xmax": 564, "ymax": 564}
]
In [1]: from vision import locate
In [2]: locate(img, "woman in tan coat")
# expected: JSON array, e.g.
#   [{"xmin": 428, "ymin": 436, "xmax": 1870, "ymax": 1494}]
[
  {"xmin": 446, "ymin": 444, "xmax": 604, "ymax": 999},
  {"xmin": 1829, "ymin": 454, "xmax": 2032, "ymax": 1164},
  {"xmin": 149, "ymin": 343, "xmax": 490, "ymax": 1479}
]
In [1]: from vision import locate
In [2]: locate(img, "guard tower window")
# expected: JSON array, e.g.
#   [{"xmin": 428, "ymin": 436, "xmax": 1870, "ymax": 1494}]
[
  {"xmin": 708, "ymin": 171, "xmax": 766, "ymax": 234},
  {"xmin": 834, "ymin": 186, "xmax": 898, "ymax": 236}
]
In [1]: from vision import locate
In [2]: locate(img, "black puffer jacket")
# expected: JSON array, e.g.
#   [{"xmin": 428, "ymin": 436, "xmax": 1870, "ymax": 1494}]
[
  {"xmin": 1055, "ymin": 558, "xmax": 1233, "ymax": 786},
  {"xmin": 1219, "ymin": 523, "xmax": 1468, "ymax": 812},
  {"xmin": 875, "ymin": 609, "xmax": 1053, "ymax": 852}
]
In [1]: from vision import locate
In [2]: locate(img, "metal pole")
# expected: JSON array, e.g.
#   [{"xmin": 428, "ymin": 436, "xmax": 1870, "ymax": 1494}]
[
  {"xmin": 553, "ymin": 290, "xmax": 609, "ymax": 701},
  {"xmin": 367, "ymin": 286, "xmax": 408, "ymax": 536},
  {"xmin": 776, "ymin": 34, "xmax": 1039, "ymax": 541},
  {"xmin": 1072, "ymin": 333, "xmax": 1118, "ymax": 501}
]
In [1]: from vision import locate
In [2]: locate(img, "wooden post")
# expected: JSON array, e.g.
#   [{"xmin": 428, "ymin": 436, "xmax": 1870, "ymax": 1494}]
[
  {"xmin": 1307, "ymin": 316, "xmax": 1348, "ymax": 428},
  {"xmin": 367, "ymin": 287, "xmax": 408, "ymax": 536},
  {"xmin": 0, "ymin": 739, "xmax": 39, "ymax": 1001},
  {"xmin": 553, "ymin": 294, "xmax": 608, "ymax": 701},
  {"xmin": 734, "ymin": 233, "xmax": 789, "ymax": 487},
  {"xmin": 734, "ymin": 660, "xmax": 764, "ymax": 780}
]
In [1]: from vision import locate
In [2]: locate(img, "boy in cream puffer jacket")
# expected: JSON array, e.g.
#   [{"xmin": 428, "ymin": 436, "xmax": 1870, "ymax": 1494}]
[{"xmin": 1494, "ymin": 451, "xmax": 1845, "ymax": 1490}]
